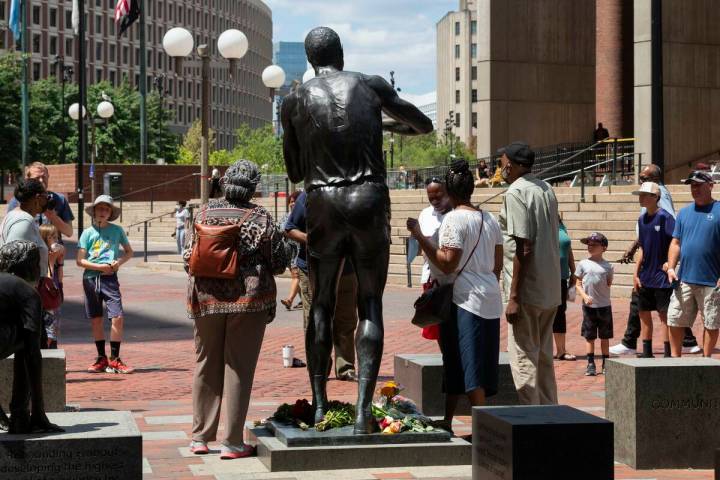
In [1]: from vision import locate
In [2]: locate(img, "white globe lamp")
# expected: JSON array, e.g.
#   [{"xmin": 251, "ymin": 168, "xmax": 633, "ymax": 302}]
[
  {"xmin": 68, "ymin": 103, "xmax": 86, "ymax": 121},
  {"xmin": 218, "ymin": 29, "xmax": 249, "ymax": 79},
  {"xmin": 302, "ymin": 68, "xmax": 316, "ymax": 83},
  {"xmin": 163, "ymin": 27, "xmax": 194, "ymax": 75},
  {"xmin": 262, "ymin": 65, "xmax": 286, "ymax": 89},
  {"xmin": 97, "ymin": 101, "xmax": 115, "ymax": 119}
]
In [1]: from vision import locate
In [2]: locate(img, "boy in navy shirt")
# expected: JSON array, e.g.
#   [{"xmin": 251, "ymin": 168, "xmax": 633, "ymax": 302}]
[{"xmin": 633, "ymin": 182, "xmax": 675, "ymax": 357}]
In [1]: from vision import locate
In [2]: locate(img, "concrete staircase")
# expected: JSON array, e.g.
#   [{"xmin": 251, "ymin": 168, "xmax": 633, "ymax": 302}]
[{"xmin": 2, "ymin": 185, "xmax": 690, "ymax": 299}]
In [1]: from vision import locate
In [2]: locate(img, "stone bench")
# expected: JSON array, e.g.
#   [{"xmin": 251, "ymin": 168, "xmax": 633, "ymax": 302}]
[
  {"xmin": 0, "ymin": 411, "xmax": 142, "ymax": 479},
  {"xmin": 472, "ymin": 405, "xmax": 613, "ymax": 479},
  {"xmin": 394, "ymin": 353, "xmax": 519, "ymax": 417},
  {"xmin": 0, "ymin": 349, "xmax": 66, "ymax": 412},
  {"xmin": 606, "ymin": 357, "xmax": 720, "ymax": 469}
]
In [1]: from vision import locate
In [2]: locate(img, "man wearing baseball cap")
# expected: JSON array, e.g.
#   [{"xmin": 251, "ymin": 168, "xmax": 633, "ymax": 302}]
[
  {"xmin": 666, "ymin": 171, "xmax": 720, "ymax": 357},
  {"xmin": 632, "ymin": 182, "xmax": 676, "ymax": 358},
  {"xmin": 498, "ymin": 141, "xmax": 561, "ymax": 405}
]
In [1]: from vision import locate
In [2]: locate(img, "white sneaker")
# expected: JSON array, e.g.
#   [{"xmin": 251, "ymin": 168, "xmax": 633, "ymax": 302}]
[
  {"xmin": 682, "ymin": 345, "xmax": 703, "ymax": 354},
  {"xmin": 609, "ymin": 343, "xmax": 636, "ymax": 356}
]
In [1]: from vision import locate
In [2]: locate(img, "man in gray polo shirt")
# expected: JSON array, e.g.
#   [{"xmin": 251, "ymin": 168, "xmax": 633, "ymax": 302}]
[{"xmin": 499, "ymin": 142, "xmax": 561, "ymax": 405}]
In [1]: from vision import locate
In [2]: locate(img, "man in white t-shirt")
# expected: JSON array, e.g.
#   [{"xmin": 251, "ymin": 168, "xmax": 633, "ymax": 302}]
[{"xmin": 417, "ymin": 178, "xmax": 451, "ymax": 285}]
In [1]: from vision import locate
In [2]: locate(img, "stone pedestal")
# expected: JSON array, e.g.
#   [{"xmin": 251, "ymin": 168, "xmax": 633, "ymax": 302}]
[
  {"xmin": 472, "ymin": 406, "xmax": 613, "ymax": 480},
  {"xmin": 0, "ymin": 411, "xmax": 142, "ymax": 479},
  {"xmin": 394, "ymin": 353, "xmax": 519, "ymax": 417},
  {"xmin": 247, "ymin": 422, "xmax": 470, "ymax": 472},
  {"xmin": 0, "ymin": 349, "xmax": 66, "ymax": 412},
  {"xmin": 606, "ymin": 358, "xmax": 720, "ymax": 469}
]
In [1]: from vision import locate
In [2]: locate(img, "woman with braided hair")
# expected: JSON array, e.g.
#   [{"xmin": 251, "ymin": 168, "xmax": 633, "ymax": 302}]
[
  {"xmin": 0, "ymin": 240, "xmax": 63, "ymax": 434},
  {"xmin": 407, "ymin": 159, "xmax": 503, "ymax": 427}
]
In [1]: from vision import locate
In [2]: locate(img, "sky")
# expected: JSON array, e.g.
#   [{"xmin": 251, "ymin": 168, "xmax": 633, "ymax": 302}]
[{"xmin": 264, "ymin": 0, "xmax": 457, "ymax": 96}]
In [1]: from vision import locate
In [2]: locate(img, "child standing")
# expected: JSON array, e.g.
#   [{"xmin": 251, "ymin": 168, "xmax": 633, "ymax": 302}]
[
  {"xmin": 575, "ymin": 232, "xmax": 614, "ymax": 376},
  {"xmin": 174, "ymin": 200, "xmax": 190, "ymax": 254},
  {"xmin": 39, "ymin": 224, "xmax": 64, "ymax": 349},
  {"xmin": 76, "ymin": 195, "xmax": 135, "ymax": 374}
]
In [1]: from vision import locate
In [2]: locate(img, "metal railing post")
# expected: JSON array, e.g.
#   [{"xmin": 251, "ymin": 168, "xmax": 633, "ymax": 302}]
[
  {"xmin": 580, "ymin": 154, "xmax": 586, "ymax": 203},
  {"xmin": 612, "ymin": 138, "xmax": 618, "ymax": 185},
  {"xmin": 150, "ymin": 189, "xmax": 154, "ymax": 214},
  {"xmin": 143, "ymin": 221, "xmax": 148, "ymax": 262},
  {"xmin": 637, "ymin": 153, "xmax": 643, "ymax": 184}
]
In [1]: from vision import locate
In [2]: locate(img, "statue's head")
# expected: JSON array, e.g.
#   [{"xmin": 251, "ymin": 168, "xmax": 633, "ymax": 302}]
[
  {"xmin": 305, "ymin": 27, "xmax": 344, "ymax": 71},
  {"xmin": 0, "ymin": 240, "xmax": 41, "ymax": 284}
]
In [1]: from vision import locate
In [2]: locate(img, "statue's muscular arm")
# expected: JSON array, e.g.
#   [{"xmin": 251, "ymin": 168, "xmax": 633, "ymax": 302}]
[
  {"xmin": 281, "ymin": 92, "xmax": 303, "ymax": 184},
  {"xmin": 364, "ymin": 75, "xmax": 434, "ymax": 136}
]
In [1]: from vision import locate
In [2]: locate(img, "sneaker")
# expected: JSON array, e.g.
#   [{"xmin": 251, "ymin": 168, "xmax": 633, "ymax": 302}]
[
  {"xmin": 87, "ymin": 356, "xmax": 109, "ymax": 373},
  {"xmin": 106, "ymin": 358, "xmax": 135, "ymax": 374},
  {"xmin": 682, "ymin": 345, "xmax": 703, "ymax": 354},
  {"xmin": 585, "ymin": 363, "xmax": 597, "ymax": 376},
  {"xmin": 220, "ymin": 443, "xmax": 255, "ymax": 460},
  {"xmin": 189, "ymin": 440, "xmax": 209, "ymax": 455},
  {"xmin": 609, "ymin": 343, "xmax": 636, "ymax": 356}
]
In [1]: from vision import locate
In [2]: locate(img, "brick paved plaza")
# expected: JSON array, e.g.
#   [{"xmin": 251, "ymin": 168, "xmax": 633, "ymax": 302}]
[{"xmin": 46, "ymin": 242, "xmax": 713, "ymax": 480}]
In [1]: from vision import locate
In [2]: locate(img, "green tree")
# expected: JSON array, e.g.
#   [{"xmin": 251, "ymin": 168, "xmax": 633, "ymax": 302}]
[
  {"xmin": 176, "ymin": 119, "xmax": 216, "ymax": 165},
  {"xmin": 231, "ymin": 123, "xmax": 283, "ymax": 172},
  {"xmin": 0, "ymin": 53, "xmax": 22, "ymax": 172},
  {"xmin": 383, "ymin": 131, "xmax": 474, "ymax": 169}
]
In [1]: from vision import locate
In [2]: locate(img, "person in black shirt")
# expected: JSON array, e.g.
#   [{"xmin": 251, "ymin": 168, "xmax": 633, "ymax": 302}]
[
  {"xmin": 0, "ymin": 240, "xmax": 63, "ymax": 434},
  {"xmin": 281, "ymin": 26, "xmax": 433, "ymax": 433}
]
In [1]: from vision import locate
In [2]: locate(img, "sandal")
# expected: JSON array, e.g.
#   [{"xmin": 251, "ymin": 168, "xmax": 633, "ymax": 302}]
[
  {"xmin": 556, "ymin": 353, "xmax": 577, "ymax": 361},
  {"xmin": 280, "ymin": 299, "xmax": 292, "ymax": 310}
]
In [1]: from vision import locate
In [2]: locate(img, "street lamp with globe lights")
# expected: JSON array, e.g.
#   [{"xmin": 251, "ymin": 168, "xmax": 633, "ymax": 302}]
[
  {"xmin": 163, "ymin": 26, "xmax": 285, "ymax": 204},
  {"xmin": 262, "ymin": 65, "xmax": 286, "ymax": 137},
  {"xmin": 69, "ymin": 97, "xmax": 115, "ymax": 201}
]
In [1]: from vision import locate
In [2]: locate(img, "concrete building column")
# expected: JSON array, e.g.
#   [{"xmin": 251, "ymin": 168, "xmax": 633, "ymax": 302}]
[{"xmin": 596, "ymin": 0, "xmax": 633, "ymax": 138}]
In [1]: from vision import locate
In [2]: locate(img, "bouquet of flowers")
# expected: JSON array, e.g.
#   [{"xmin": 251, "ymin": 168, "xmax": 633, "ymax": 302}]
[{"xmin": 371, "ymin": 381, "xmax": 435, "ymax": 434}]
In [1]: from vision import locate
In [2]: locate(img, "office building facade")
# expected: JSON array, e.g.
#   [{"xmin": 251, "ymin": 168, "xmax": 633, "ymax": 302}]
[{"xmin": 0, "ymin": 0, "xmax": 274, "ymax": 151}]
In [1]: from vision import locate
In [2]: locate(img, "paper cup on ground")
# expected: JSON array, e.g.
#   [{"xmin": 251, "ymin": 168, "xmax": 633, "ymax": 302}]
[{"xmin": 282, "ymin": 345, "xmax": 294, "ymax": 368}]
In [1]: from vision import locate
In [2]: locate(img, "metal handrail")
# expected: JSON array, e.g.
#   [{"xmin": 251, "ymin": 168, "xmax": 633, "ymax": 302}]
[
  {"xmin": 125, "ymin": 209, "xmax": 176, "ymax": 262},
  {"xmin": 542, "ymin": 152, "xmax": 636, "ymax": 183},
  {"xmin": 125, "ymin": 210, "xmax": 176, "ymax": 229},
  {"xmin": 116, "ymin": 172, "xmax": 201, "ymax": 220}
]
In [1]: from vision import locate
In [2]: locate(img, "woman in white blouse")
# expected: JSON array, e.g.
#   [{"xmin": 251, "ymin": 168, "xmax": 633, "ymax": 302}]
[{"xmin": 407, "ymin": 159, "xmax": 503, "ymax": 426}]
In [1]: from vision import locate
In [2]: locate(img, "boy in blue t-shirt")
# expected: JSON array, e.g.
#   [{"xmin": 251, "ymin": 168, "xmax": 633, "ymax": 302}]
[
  {"xmin": 76, "ymin": 196, "xmax": 134, "ymax": 374},
  {"xmin": 633, "ymin": 182, "xmax": 675, "ymax": 358}
]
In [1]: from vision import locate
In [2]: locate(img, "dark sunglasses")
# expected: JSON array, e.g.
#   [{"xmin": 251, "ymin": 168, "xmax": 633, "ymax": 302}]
[{"xmin": 425, "ymin": 177, "xmax": 444, "ymax": 186}]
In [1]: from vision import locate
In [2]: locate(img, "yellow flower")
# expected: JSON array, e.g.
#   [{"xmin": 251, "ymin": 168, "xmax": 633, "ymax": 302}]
[{"xmin": 378, "ymin": 381, "xmax": 401, "ymax": 399}]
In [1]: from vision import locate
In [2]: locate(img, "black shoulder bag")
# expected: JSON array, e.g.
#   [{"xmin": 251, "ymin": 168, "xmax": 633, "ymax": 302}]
[{"xmin": 411, "ymin": 210, "xmax": 484, "ymax": 328}]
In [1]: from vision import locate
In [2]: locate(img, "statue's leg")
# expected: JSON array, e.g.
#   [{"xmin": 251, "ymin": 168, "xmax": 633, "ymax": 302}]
[
  {"xmin": 8, "ymin": 347, "xmax": 32, "ymax": 434},
  {"xmin": 350, "ymin": 245, "xmax": 389, "ymax": 434},
  {"xmin": 306, "ymin": 254, "xmax": 344, "ymax": 424}
]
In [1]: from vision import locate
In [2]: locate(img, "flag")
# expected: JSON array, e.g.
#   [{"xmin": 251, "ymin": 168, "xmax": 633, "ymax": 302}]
[
  {"xmin": 9, "ymin": 0, "xmax": 21, "ymax": 41},
  {"xmin": 71, "ymin": 0, "xmax": 79, "ymax": 35},
  {"xmin": 114, "ymin": 0, "xmax": 140, "ymax": 38}
]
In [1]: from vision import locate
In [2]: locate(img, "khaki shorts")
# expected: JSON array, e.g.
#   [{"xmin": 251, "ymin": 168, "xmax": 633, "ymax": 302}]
[{"xmin": 667, "ymin": 282, "xmax": 720, "ymax": 330}]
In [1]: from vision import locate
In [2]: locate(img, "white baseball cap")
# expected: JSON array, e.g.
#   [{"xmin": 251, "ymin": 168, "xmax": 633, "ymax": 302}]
[{"xmin": 632, "ymin": 182, "xmax": 660, "ymax": 197}]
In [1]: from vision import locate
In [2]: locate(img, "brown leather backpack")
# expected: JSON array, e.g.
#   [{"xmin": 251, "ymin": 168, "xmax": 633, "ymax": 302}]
[{"xmin": 188, "ymin": 207, "xmax": 254, "ymax": 279}]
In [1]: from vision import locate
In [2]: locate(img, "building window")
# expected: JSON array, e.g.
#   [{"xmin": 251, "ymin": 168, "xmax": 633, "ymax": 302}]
[
  {"xmin": 454, "ymin": 45, "xmax": 460, "ymax": 59},
  {"xmin": 455, "ymin": 113, "xmax": 460, "ymax": 128},
  {"xmin": 471, "ymin": 20, "xmax": 477, "ymax": 35},
  {"xmin": 32, "ymin": 5, "xmax": 40, "ymax": 25},
  {"xmin": 471, "ymin": 43, "xmax": 477, "ymax": 58},
  {"xmin": 95, "ymin": 0, "xmax": 101, "ymax": 7},
  {"xmin": 472, "ymin": 112, "xmax": 477, "ymax": 128},
  {"xmin": 95, "ymin": 43, "xmax": 102, "ymax": 60},
  {"xmin": 109, "ymin": 20, "xmax": 114, "ymax": 36},
  {"xmin": 472, "ymin": 66, "xmax": 477, "ymax": 81},
  {"xmin": 32, "ymin": 33, "xmax": 40, "ymax": 53},
  {"xmin": 49, "ymin": 36, "xmax": 57, "ymax": 55},
  {"xmin": 110, "ymin": 70, "xmax": 116, "ymax": 85},
  {"xmin": 0, "ymin": 1, "xmax": 6, "ymax": 21},
  {"xmin": 49, "ymin": 8, "xmax": 57, "ymax": 27},
  {"xmin": 95, "ymin": 14, "xmax": 102, "ymax": 34},
  {"xmin": 65, "ymin": 11, "xmax": 72, "ymax": 29},
  {"xmin": 122, "ymin": 45, "xmax": 128, "ymax": 64},
  {"xmin": 455, "ymin": 90, "xmax": 460, "ymax": 104},
  {"xmin": 455, "ymin": 67, "xmax": 460, "ymax": 82},
  {"xmin": 109, "ymin": 44, "xmax": 115, "ymax": 62},
  {"xmin": 96, "ymin": 68, "xmax": 102, "ymax": 81},
  {"xmin": 472, "ymin": 89, "xmax": 477, "ymax": 102},
  {"xmin": 32, "ymin": 62, "xmax": 41, "ymax": 81},
  {"xmin": 454, "ymin": 21, "xmax": 460, "ymax": 35},
  {"xmin": 65, "ymin": 38, "xmax": 73, "ymax": 58}
]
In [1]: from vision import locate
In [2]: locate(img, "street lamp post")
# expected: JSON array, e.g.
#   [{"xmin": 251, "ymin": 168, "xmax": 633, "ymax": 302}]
[
  {"xmin": 69, "ymin": 97, "xmax": 114, "ymax": 201},
  {"xmin": 262, "ymin": 65, "xmax": 286, "ymax": 138},
  {"xmin": 163, "ymin": 28, "xmax": 249, "ymax": 205}
]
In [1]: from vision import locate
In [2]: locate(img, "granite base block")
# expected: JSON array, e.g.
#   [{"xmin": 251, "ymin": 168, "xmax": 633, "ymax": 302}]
[
  {"xmin": 266, "ymin": 419, "xmax": 451, "ymax": 447},
  {"xmin": 247, "ymin": 423, "xmax": 470, "ymax": 472},
  {"xmin": 394, "ymin": 353, "xmax": 519, "ymax": 417},
  {"xmin": 472, "ymin": 405, "xmax": 613, "ymax": 480},
  {"xmin": 606, "ymin": 358, "xmax": 720, "ymax": 469},
  {"xmin": 0, "ymin": 349, "xmax": 66, "ymax": 412},
  {"xmin": 0, "ymin": 411, "xmax": 142, "ymax": 479}
]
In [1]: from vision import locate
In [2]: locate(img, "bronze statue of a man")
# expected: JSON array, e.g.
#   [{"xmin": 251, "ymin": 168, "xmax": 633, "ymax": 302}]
[{"xmin": 281, "ymin": 26, "xmax": 433, "ymax": 434}]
